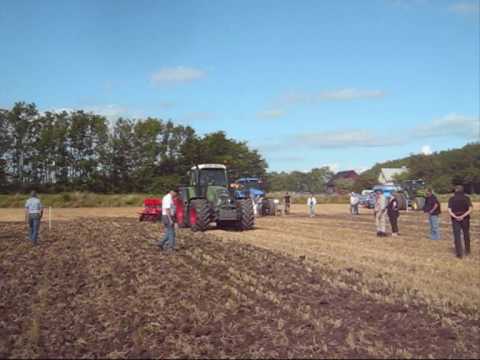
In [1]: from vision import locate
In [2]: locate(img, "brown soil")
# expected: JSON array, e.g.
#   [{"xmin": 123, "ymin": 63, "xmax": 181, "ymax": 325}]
[{"xmin": 1, "ymin": 218, "xmax": 479, "ymax": 358}]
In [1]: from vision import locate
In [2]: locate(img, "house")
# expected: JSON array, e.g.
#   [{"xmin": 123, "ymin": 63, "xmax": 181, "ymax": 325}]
[
  {"xmin": 378, "ymin": 167, "xmax": 408, "ymax": 185},
  {"xmin": 326, "ymin": 170, "xmax": 359, "ymax": 194}
]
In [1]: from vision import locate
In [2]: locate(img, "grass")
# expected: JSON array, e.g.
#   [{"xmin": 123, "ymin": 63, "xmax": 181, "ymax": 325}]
[
  {"xmin": 0, "ymin": 192, "xmax": 153, "ymax": 208},
  {"xmin": 1, "ymin": 191, "xmax": 478, "ymax": 208}
]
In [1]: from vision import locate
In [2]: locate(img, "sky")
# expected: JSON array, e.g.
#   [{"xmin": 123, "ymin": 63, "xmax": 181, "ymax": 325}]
[{"xmin": 1, "ymin": 0, "xmax": 479, "ymax": 173}]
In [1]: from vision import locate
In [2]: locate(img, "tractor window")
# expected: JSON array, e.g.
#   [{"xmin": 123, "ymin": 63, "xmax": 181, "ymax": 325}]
[
  {"xmin": 199, "ymin": 169, "xmax": 228, "ymax": 187},
  {"xmin": 239, "ymin": 180, "xmax": 263, "ymax": 190}
]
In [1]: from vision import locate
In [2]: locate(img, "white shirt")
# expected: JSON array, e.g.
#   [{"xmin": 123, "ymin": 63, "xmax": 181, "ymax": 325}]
[
  {"xmin": 162, "ymin": 193, "xmax": 176, "ymax": 216},
  {"xmin": 307, "ymin": 196, "xmax": 317, "ymax": 206},
  {"xmin": 350, "ymin": 195, "xmax": 359, "ymax": 205},
  {"xmin": 25, "ymin": 197, "xmax": 43, "ymax": 214}
]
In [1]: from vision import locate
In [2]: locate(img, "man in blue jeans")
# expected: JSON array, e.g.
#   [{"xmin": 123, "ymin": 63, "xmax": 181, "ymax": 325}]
[
  {"xmin": 158, "ymin": 189, "xmax": 178, "ymax": 251},
  {"xmin": 423, "ymin": 188, "xmax": 441, "ymax": 240},
  {"xmin": 25, "ymin": 191, "xmax": 44, "ymax": 245}
]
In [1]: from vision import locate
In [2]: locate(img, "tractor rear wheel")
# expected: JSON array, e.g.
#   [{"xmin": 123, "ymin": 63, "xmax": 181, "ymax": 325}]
[
  {"xmin": 394, "ymin": 193, "xmax": 407, "ymax": 211},
  {"xmin": 189, "ymin": 199, "xmax": 210, "ymax": 232},
  {"xmin": 238, "ymin": 199, "xmax": 255, "ymax": 230},
  {"xmin": 414, "ymin": 197, "xmax": 425, "ymax": 211}
]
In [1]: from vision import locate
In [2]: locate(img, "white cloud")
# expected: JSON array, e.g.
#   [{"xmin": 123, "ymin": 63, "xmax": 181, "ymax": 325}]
[
  {"xmin": 177, "ymin": 112, "xmax": 215, "ymax": 125},
  {"xmin": 449, "ymin": 2, "xmax": 480, "ymax": 15},
  {"xmin": 85, "ymin": 104, "xmax": 130, "ymax": 120},
  {"xmin": 48, "ymin": 104, "xmax": 141, "ymax": 122},
  {"xmin": 277, "ymin": 88, "xmax": 386, "ymax": 106},
  {"xmin": 293, "ymin": 129, "xmax": 403, "ymax": 148},
  {"xmin": 257, "ymin": 109, "xmax": 285, "ymax": 119},
  {"xmin": 319, "ymin": 89, "xmax": 386, "ymax": 101},
  {"xmin": 151, "ymin": 66, "xmax": 206, "ymax": 85},
  {"xmin": 421, "ymin": 145, "xmax": 433, "ymax": 155},
  {"xmin": 412, "ymin": 113, "xmax": 479, "ymax": 139}
]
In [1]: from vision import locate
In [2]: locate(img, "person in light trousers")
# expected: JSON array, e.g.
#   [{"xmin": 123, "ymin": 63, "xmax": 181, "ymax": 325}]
[
  {"xmin": 307, "ymin": 193, "xmax": 317, "ymax": 217},
  {"xmin": 423, "ymin": 188, "xmax": 441, "ymax": 240},
  {"xmin": 25, "ymin": 190, "xmax": 44, "ymax": 245},
  {"xmin": 158, "ymin": 189, "xmax": 178, "ymax": 251}
]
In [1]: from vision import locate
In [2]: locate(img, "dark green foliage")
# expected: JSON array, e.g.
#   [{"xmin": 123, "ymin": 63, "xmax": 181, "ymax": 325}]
[
  {"xmin": 267, "ymin": 167, "xmax": 334, "ymax": 193},
  {"xmin": 0, "ymin": 102, "xmax": 268, "ymax": 194},
  {"xmin": 353, "ymin": 143, "xmax": 480, "ymax": 194}
]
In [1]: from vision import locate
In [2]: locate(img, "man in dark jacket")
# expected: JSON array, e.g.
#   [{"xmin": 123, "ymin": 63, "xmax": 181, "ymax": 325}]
[
  {"xmin": 423, "ymin": 188, "xmax": 441, "ymax": 240},
  {"xmin": 387, "ymin": 193, "xmax": 400, "ymax": 236},
  {"xmin": 448, "ymin": 185, "xmax": 473, "ymax": 258}
]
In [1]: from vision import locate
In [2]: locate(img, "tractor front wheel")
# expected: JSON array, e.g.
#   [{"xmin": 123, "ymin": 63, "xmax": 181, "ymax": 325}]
[
  {"xmin": 238, "ymin": 199, "xmax": 255, "ymax": 230},
  {"xmin": 189, "ymin": 199, "xmax": 210, "ymax": 232}
]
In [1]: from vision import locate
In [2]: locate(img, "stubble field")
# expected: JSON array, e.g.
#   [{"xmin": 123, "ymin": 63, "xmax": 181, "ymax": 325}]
[{"xmin": 0, "ymin": 204, "xmax": 479, "ymax": 358}]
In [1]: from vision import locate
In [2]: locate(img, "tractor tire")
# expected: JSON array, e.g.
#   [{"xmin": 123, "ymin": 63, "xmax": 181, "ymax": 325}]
[
  {"xmin": 261, "ymin": 198, "xmax": 270, "ymax": 216},
  {"xmin": 178, "ymin": 207, "xmax": 189, "ymax": 228},
  {"xmin": 238, "ymin": 199, "xmax": 255, "ymax": 230},
  {"xmin": 394, "ymin": 193, "xmax": 407, "ymax": 211},
  {"xmin": 269, "ymin": 199, "xmax": 277, "ymax": 216},
  {"xmin": 414, "ymin": 197, "xmax": 425, "ymax": 211},
  {"xmin": 189, "ymin": 199, "xmax": 210, "ymax": 232}
]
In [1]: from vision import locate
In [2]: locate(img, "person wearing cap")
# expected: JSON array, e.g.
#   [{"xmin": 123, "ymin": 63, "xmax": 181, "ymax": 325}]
[
  {"xmin": 423, "ymin": 188, "xmax": 441, "ymax": 240},
  {"xmin": 350, "ymin": 192, "xmax": 360, "ymax": 215},
  {"xmin": 25, "ymin": 190, "xmax": 44, "ymax": 245},
  {"xmin": 157, "ymin": 189, "xmax": 178, "ymax": 251},
  {"xmin": 374, "ymin": 189, "xmax": 387, "ymax": 237},
  {"xmin": 448, "ymin": 185, "xmax": 473, "ymax": 258}
]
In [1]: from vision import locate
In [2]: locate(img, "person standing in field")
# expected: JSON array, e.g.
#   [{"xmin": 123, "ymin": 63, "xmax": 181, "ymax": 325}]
[
  {"xmin": 157, "ymin": 189, "xmax": 178, "ymax": 251},
  {"xmin": 25, "ymin": 190, "xmax": 44, "ymax": 245},
  {"xmin": 448, "ymin": 185, "xmax": 473, "ymax": 258},
  {"xmin": 350, "ymin": 192, "xmax": 360, "ymax": 215},
  {"xmin": 374, "ymin": 189, "xmax": 387, "ymax": 237},
  {"xmin": 284, "ymin": 192, "xmax": 291, "ymax": 214},
  {"xmin": 387, "ymin": 193, "xmax": 400, "ymax": 236},
  {"xmin": 423, "ymin": 188, "xmax": 441, "ymax": 240},
  {"xmin": 307, "ymin": 193, "xmax": 317, "ymax": 217}
]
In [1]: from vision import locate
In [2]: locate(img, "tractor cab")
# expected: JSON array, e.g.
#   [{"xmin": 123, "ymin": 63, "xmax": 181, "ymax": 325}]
[
  {"xmin": 234, "ymin": 177, "xmax": 266, "ymax": 199},
  {"xmin": 191, "ymin": 164, "xmax": 228, "ymax": 187},
  {"xmin": 177, "ymin": 164, "xmax": 255, "ymax": 231}
]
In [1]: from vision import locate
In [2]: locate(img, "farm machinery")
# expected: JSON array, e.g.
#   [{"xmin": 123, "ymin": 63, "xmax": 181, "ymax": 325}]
[
  {"xmin": 370, "ymin": 179, "xmax": 427, "ymax": 211},
  {"xmin": 232, "ymin": 177, "xmax": 280, "ymax": 216},
  {"xmin": 139, "ymin": 164, "xmax": 255, "ymax": 231}
]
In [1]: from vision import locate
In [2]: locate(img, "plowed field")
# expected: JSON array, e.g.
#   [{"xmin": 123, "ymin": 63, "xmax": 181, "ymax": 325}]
[{"xmin": 0, "ymin": 205, "xmax": 479, "ymax": 358}]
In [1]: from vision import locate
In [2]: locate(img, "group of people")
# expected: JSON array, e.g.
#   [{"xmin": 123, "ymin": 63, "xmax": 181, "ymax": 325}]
[
  {"xmin": 23, "ymin": 185, "xmax": 473, "ymax": 258},
  {"xmin": 372, "ymin": 185, "xmax": 473, "ymax": 259}
]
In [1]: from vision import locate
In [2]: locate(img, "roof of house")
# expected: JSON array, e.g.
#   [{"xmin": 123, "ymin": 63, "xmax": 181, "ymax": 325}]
[
  {"xmin": 327, "ymin": 170, "xmax": 359, "ymax": 186},
  {"xmin": 378, "ymin": 167, "xmax": 408, "ymax": 184}
]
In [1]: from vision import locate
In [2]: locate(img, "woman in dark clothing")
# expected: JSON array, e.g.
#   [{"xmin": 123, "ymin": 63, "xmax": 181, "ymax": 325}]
[{"xmin": 387, "ymin": 194, "xmax": 400, "ymax": 236}]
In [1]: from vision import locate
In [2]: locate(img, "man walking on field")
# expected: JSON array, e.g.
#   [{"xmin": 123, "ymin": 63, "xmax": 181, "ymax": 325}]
[
  {"xmin": 423, "ymin": 188, "xmax": 441, "ymax": 240},
  {"xmin": 157, "ymin": 189, "xmax": 178, "ymax": 251},
  {"xmin": 448, "ymin": 185, "xmax": 473, "ymax": 258},
  {"xmin": 374, "ymin": 189, "xmax": 387, "ymax": 237},
  {"xmin": 25, "ymin": 190, "xmax": 43, "ymax": 245},
  {"xmin": 307, "ymin": 193, "xmax": 317, "ymax": 217}
]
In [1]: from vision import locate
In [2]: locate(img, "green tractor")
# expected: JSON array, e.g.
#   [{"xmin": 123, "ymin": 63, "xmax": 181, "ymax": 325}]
[
  {"xmin": 400, "ymin": 179, "xmax": 427, "ymax": 210},
  {"xmin": 177, "ymin": 164, "xmax": 255, "ymax": 231}
]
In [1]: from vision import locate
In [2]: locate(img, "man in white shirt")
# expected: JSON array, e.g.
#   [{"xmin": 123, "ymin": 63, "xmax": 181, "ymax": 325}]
[
  {"xmin": 350, "ymin": 192, "xmax": 360, "ymax": 215},
  {"xmin": 374, "ymin": 189, "xmax": 387, "ymax": 237},
  {"xmin": 25, "ymin": 190, "xmax": 43, "ymax": 245},
  {"xmin": 307, "ymin": 193, "xmax": 317, "ymax": 217},
  {"xmin": 157, "ymin": 189, "xmax": 178, "ymax": 251}
]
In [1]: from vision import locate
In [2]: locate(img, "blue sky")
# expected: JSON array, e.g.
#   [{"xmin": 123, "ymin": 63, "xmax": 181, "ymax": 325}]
[{"xmin": 1, "ymin": 0, "xmax": 479, "ymax": 173}]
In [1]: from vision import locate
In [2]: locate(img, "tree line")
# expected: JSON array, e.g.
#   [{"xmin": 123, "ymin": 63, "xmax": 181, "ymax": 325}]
[
  {"xmin": 353, "ymin": 143, "xmax": 480, "ymax": 194},
  {"xmin": 0, "ymin": 102, "xmax": 267, "ymax": 193}
]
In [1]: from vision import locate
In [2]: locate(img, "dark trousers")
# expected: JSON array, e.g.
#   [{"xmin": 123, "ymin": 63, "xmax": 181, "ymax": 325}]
[
  {"xmin": 452, "ymin": 217, "xmax": 470, "ymax": 257},
  {"xmin": 388, "ymin": 213, "xmax": 399, "ymax": 234}
]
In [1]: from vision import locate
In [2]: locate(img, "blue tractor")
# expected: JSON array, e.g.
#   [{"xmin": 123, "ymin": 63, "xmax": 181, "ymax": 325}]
[{"xmin": 233, "ymin": 177, "xmax": 278, "ymax": 216}]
